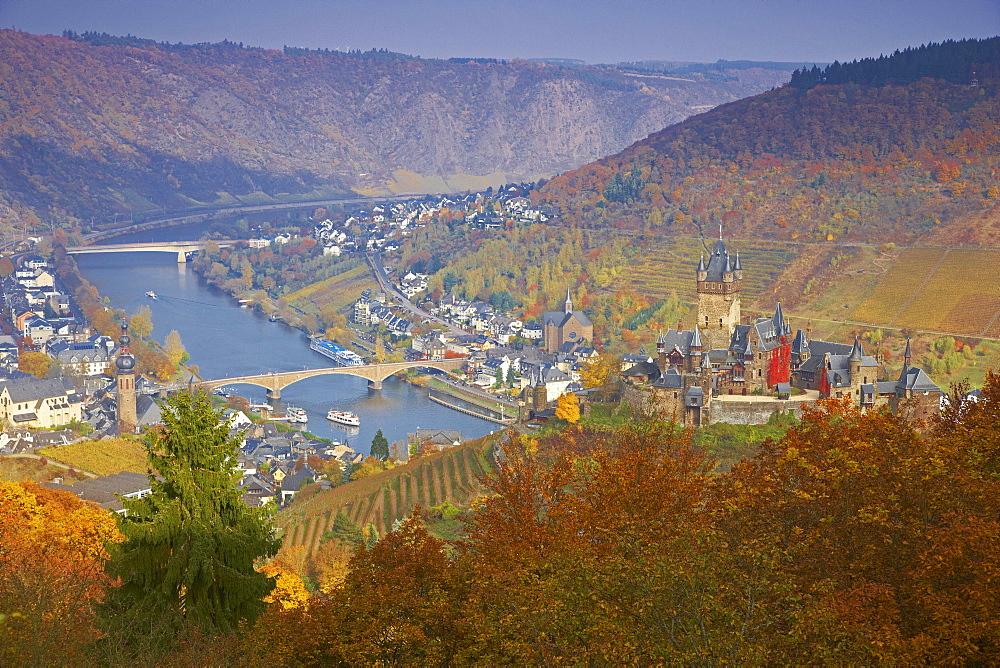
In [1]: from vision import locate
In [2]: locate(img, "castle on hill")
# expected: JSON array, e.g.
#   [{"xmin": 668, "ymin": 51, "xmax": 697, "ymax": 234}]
[{"xmin": 622, "ymin": 237, "xmax": 942, "ymax": 425}]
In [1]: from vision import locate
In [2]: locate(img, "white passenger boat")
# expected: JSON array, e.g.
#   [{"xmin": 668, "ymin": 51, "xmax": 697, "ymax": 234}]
[{"xmin": 326, "ymin": 410, "xmax": 360, "ymax": 426}]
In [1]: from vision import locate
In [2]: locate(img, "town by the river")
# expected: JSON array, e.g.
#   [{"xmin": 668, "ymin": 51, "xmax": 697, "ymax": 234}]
[{"xmin": 74, "ymin": 219, "xmax": 497, "ymax": 456}]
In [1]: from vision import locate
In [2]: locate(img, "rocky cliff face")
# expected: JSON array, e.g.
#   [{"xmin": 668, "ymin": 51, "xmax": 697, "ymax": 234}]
[{"xmin": 0, "ymin": 30, "xmax": 791, "ymax": 226}]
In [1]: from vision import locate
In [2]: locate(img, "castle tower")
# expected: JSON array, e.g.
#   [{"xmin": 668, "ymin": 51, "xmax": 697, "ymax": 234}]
[
  {"xmin": 848, "ymin": 336, "xmax": 864, "ymax": 385},
  {"xmin": 697, "ymin": 237, "xmax": 742, "ymax": 350},
  {"xmin": 688, "ymin": 324, "xmax": 703, "ymax": 372},
  {"xmin": 116, "ymin": 322, "xmax": 138, "ymax": 432}
]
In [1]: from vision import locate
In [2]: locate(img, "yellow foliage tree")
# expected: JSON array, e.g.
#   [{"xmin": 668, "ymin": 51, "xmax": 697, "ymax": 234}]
[
  {"xmin": 555, "ymin": 393, "xmax": 580, "ymax": 424},
  {"xmin": 259, "ymin": 563, "xmax": 310, "ymax": 610},
  {"xmin": 18, "ymin": 350, "xmax": 53, "ymax": 378}
]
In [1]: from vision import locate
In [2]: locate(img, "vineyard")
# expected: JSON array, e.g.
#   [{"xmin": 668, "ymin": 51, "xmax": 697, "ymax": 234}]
[
  {"xmin": 285, "ymin": 264, "xmax": 377, "ymax": 315},
  {"xmin": 276, "ymin": 437, "xmax": 495, "ymax": 556},
  {"xmin": 40, "ymin": 438, "xmax": 149, "ymax": 476},
  {"xmin": 852, "ymin": 248, "xmax": 1000, "ymax": 337},
  {"xmin": 618, "ymin": 238, "xmax": 800, "ymax": 304}
]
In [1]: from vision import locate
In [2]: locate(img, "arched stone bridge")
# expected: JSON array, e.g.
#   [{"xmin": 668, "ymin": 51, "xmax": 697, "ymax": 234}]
[
  {"xmin": 197, "ymin": 358, "xmax": 468, "ymax": 398},
  {"xmin": 66, "ymin": 240, "xmax": 238, "ymax": 263}
]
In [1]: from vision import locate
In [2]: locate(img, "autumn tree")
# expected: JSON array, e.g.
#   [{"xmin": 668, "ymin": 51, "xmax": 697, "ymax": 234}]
[
  {"xmin": 554, "ymin": 392, "xmax": 580, "ymax": 423},
  {"xmin": 0, "ymin": 482, "xmax": 121, "ymax": 666},
  {"xmin": 459, "ymin": 421, "xmax": 726, "ymax": 663},
  {"xmin": 579, "ymin": 351, "xmax": 621, "ymax": 401},
  {"xmin": 97, "ymin": 391, "xmax": 279, "ymax": 661},
  {"xmin": 129, "ymin": 305, "xmax": 154, "ymax": 339},
  {"xmin": 18, "ymin": 350, "xmax": 52, "ymax": 378},
  {"xmin": 163, "ymin": 329, "xmax": 187, "ymax": 367},
  {"xmin": 712, "ymin": 397, "xmax": 1000, "ymax": 663}
]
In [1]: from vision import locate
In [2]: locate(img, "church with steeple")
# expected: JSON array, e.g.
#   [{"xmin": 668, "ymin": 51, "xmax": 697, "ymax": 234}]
[
  {"xmin": 622, "ymin": 236, "xmax": 941, "ymax": 424},
  {"xmin": 541, "ymin": 289, "xmax": 593, "ymax": 354}
]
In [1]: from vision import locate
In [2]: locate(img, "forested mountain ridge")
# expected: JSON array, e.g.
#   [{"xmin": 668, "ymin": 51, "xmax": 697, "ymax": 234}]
[
  {"xmin": 535, "ymin": 37, "xmax": 1000, "ymax": 245},
  {"xmin": 0, "ymin": 30, "xmax": 792, "ymax": 231}
]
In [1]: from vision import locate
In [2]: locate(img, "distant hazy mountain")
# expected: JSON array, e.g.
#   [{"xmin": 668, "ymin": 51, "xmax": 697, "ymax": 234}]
[
  {"xmin": 0, "ymin": 30, "xmax": 794, "ymax": 229},
  {"xmin": 535, "ymin": 38, "xmax": 1000, "ymax": 245}
]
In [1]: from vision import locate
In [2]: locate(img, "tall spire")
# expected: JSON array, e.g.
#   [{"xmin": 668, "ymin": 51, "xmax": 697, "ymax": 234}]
[
  {"xmin": 903, "ymin": 337, "xmax": 912, "ymax": 366},
  {"xmin": 719, "ymin": 223, "xmax": 723, "ymax": 240},
  {"xmin": 564, "ymin": 288, "xmax": 572, "ymax": 314},
  {"xmin": 691, "ymin": 324, "xmax": 703, "ymax": 349},
  {"xmin": 849, "ymin": 336, "xmax": 864, "ymax": 362}
]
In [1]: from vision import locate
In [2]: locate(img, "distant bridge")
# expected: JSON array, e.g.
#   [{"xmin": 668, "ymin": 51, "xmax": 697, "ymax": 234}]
[
  {"xmin": 197, "ymin": 358, "xmax": 468, "ymax": 397},
  {"xmin": 65, "ymin": 240, "xmax": 239, "ymax": 263}
]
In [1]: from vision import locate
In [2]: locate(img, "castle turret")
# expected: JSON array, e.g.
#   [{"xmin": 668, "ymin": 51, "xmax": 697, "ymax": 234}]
[
  {"xmin": 848, "ymin": 336, "xmax": 864, "ymax": 383},
  {"xmin": 696, "ymin": 237, "xmax": 742, "ymax": 350},
  {"xmin": 688, "ymin": 325, "xmax": 703, "ymax": 372}
]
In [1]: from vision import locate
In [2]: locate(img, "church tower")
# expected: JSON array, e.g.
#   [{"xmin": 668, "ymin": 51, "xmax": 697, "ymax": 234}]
[
  {"xmin": 116, "ymin": 322, "xmax": 138, "ymax": 432},
  {"xmin": 696, "ymin": 236, "xmax": 742, "ymax": 350}
]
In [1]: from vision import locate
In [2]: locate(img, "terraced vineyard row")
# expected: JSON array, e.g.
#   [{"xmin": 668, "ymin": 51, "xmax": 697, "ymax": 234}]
[
  {"xmin": 277, "ymin": 439, "xmax": 493, "ymax": 556},
  {"xmin": 850, "ymin": 248, "xmax": 947, "ymax": 324},
  {"xmin": 619, "ymin": 238, "xmax": 800, "ymax": 303},
  {"xmin": 851, "ymin": 248, "xmax": 1000, "ymax": 336}
]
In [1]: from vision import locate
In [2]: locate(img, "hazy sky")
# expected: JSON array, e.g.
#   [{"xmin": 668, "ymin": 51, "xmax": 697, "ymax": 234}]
[{"xmin": 2, "ymin": 0, "xmax": 997, "ymax": 64}]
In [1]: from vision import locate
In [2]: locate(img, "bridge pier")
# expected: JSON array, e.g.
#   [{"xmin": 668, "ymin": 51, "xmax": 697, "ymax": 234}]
[
  {"xmin": 266, "ymin": 387, "xmax": 281, "ymax": 400},
  {"xmin": 368, "ymin": 379, "xmax": 382, "ymax": 390},
  {"xmin": 177, "ymin": 250, "xmax": 187, "ymax": 263}
]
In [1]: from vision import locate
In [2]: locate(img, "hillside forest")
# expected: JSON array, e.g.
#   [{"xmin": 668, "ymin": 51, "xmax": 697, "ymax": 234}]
[
  {"xmin": 5, "ymin": 377, "xmax": 1000, "ymax": 664},
  {"xmin": 0, "ymin": 29, "xmax": 793, "ymax": 235},
  {"xmin": 535, "ymin": 38, "xmax": 1000, "ymax": 247}
]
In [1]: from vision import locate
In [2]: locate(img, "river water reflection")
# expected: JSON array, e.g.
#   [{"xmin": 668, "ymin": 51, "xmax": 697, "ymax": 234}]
[{"xmin": 74, "ymin": 230, "xmax": 496, "ymax": 455}]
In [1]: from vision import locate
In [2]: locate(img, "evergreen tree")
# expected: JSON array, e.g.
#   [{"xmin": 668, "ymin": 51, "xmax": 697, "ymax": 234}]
[
  {"xmin": 370, "ymin": 429, "xmax": 390, "ymax": 461},
  {"xmin": 97, "ymin": 391, "xmax": 279, "ymax": 659}
]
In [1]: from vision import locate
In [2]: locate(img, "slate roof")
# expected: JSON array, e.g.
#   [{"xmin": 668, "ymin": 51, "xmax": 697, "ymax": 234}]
[
  {"xmin": 652, "ymin": 367, "xmax": 683, "ymax": 389},
  {"xmin": 42, "ymin": 472, "xmax": 152, "ymax": 512},
  {"xmin": 657, "ymin": 328, "xmax": 696, "ymax": 355},
  {"xmin": 897, "ymin": 365, "xmax": 941, "ymax": 393},
  {"xmin": 702, "ymin": 239, "xmax": 736, "ymax": 282},
  {"xmin": 1, "ymin": 377, "xmax": 76, "ymax": 403},
  {"xmin": 541, "ymin": 309, "xmax": 593, "ymax": 330},
  {"xmin": 622, "ymin": 360, "xmax": 660, "ymax": 381}
]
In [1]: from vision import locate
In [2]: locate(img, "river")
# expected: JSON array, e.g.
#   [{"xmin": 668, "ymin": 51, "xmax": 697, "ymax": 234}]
[{"xmin": 73, "ymin": 221, "xmax": 498, "ymax": 456}]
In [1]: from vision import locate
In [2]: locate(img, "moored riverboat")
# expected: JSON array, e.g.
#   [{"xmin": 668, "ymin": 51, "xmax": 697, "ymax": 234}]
[{"xmin": 310, "ymin": 337, "xmax": 365, "ymax": 366}]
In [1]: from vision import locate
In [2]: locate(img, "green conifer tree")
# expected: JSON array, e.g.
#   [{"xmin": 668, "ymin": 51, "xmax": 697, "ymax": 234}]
[
  {"xmin": 97, "ymin": 391, "xmax": 279, "ymax": 659},
  {"xmin": 370, "ymin": 428, "xmax": 390, "ymax": 461}
]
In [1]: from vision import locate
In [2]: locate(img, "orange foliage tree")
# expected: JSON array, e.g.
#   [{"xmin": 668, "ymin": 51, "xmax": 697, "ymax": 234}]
[{"xmin": 0, "ymin": 482, "xmax": 122, "ymax": 665}]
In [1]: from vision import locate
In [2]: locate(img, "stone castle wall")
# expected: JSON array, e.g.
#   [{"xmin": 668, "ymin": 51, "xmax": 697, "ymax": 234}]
[{"xmin": 709, "ymin": 397, "xmax": 810, "ymax": 425}]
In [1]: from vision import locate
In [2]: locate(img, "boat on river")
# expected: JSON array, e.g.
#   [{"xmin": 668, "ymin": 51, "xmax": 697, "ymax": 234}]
[
  {"xmin": 145, "ymin": 291, "xmax": 157, "ymax": 299},
  {"xmin": 327, "ymin": 410, "xmax": 360, "ymax": 426},
  {"xmin": 310, "ymin": 337, "xmax": 365, "ymax": 366},
  {"xmin": 286, "ymin": 406, "xmax": 308, "ymax": 423}
]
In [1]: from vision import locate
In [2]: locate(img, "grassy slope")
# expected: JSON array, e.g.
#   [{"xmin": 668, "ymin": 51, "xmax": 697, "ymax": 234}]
[{"xmin": 275, "ymin": 436, "xmax": 496, "ymax": 555}]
